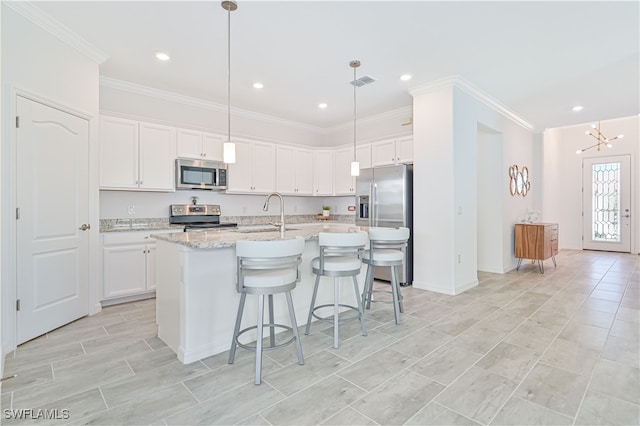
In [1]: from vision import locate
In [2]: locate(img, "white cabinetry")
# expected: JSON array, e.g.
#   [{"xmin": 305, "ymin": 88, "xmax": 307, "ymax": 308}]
[
  {"xmin": 100, "ymin": 116, "xmax": 176, "ymax": 191},
  {"xmin": 313, "ymin": 151, "xmax": 334, "ymax": 195},
  {"xmin": 227, "ymin": 139, "xmax": 276, "ymax": 193},
  {"xmin": 334, "ymin": 145, "xmax": 372, "ymax": 195},
  {"xmin": 334, "ymin": 148, "xmax": 355, "ymax": 195},
  {"xmin": 357, "ymin": 144, "xmax": 372, "ymax": 169},
  {"xmin": 276, "ymin": 146, "xmax": 313, "ymax": 195},
  {"xmin": 371, "ymin": 137, "xmax": 413, "ymax": 166},
  {"xmin": 102, "ymin": 231, "xmax": 174, "ymax": 303},
  {"xmin": 177, "ymin": 129, "xmax": 223, "ymax": 161}
]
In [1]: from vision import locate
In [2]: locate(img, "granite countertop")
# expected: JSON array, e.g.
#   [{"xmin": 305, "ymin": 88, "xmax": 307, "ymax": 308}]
[
  {"xmin": 101, "ymin": 215, "xmax": 355, "ymax": 233},
  {"xmin": 151, "ymin": 223, "xmax": 365, "ymax": 249}
]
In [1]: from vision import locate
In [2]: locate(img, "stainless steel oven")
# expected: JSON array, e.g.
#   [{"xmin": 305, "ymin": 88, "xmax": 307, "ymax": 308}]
[
  {"xmin": 169, "ymin": 203, "xmax": 237, "ymax": 231},
  {"xmin": 175, "ymin": 158, "xmax": 227, "ymax": 190}
]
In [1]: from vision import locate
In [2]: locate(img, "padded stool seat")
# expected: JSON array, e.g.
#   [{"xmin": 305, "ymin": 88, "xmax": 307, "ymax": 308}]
[
  {"xmin": 228, "ymin": 236, "xmax": 305, "ymax": 385},
  {"xmin": 305, "ymin": 231, "xmax": 368, "ymax": 349}
]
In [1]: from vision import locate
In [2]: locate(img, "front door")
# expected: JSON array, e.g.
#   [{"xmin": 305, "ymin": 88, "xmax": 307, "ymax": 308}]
[
  {"xmin": 582, "ymin": 155, "xmax": 631, "ymax": 252},
  {"xmin": 16, "ymin": 96, "xmax": 90, "ymax": 344}
]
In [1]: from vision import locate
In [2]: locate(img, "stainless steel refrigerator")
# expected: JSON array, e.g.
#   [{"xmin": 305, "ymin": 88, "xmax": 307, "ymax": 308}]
[{"xmin": 356, "ymin": 164, "xmax": 413, "ymax": 285}]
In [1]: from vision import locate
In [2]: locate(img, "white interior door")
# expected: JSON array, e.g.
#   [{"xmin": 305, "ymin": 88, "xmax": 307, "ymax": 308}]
[
  {"xmin": 16, "ymin": 96, "xmax": 90, "ymax": 344},
  {"xmin": 582, "ymin": 155, "xmax": 631, "ymax": 252}
]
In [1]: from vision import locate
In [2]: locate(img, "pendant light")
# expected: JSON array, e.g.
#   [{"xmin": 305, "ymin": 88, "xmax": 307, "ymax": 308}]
[
  {"xmin": 350, "ymin": 60, "xmax": 361, "ymax": 176},
  {"xmin": 222, "ymin": 0, "xmax": 237, "ymax": 164}
]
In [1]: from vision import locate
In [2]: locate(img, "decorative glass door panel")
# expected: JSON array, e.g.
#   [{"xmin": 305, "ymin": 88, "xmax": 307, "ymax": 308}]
[{"xmin": 583, "ymin": 155, "xmax": 631, "ymax": 252}]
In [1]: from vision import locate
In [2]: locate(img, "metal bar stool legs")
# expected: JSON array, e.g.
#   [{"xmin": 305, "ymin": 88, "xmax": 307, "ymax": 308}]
[
  {"xmin": 228, "ymin": 290, "xmax": 303, "ymax": 385},
  {"xmin": 228, "ymin": 236, "xmax": 305, "ymax": 385},
  {"xmin": 361, "ymin": 227, "xmax": 410, "ymax": 325}
]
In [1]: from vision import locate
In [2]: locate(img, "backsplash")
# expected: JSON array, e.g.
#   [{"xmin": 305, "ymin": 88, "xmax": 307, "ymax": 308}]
[{"xmin": 100, "ymin": 214, "xmax": 355, "ymax": 232}]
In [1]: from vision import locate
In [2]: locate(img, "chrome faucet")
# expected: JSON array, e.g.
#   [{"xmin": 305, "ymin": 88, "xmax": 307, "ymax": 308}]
[{"xmin": 263, "ymin": 192, "xmax": 285, "ymax": 236}]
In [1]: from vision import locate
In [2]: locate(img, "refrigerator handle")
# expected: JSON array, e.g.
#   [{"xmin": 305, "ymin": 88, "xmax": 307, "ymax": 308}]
[{"xmin": 371, "ymin": 183, "xmax": 376, "ymax": 227}]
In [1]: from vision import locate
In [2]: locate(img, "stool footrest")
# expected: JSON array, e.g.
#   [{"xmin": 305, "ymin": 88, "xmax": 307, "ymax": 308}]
[
  {"xmin": 311, "ymin": 303, "xmax": 362, "ymax": 324},
  {"xmin": 235, "ymin": 323, "xmax": 298, "ymax": 352}
]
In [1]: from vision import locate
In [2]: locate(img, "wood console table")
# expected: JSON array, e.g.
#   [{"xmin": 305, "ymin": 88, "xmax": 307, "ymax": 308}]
[{"xmin": 515, "ymin": 223, "xmax": 558, "ymax": 274}]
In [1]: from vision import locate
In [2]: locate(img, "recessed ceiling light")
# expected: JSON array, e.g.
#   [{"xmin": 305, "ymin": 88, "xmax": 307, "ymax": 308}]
[
  {"xmin": 318, "ymin": 103, "xmax": 328, "ymax": 109},
  {"xmin": 154, "ymin": 51, "xmax": 170, "ymax": 61},
  {"xmin": 400, "ymin": 74, "xmax": 412, "ymax": 81},
  {"xmin": 572, "ymin": 105, "xmax": 584, "ymax": 112},
  {"xmin": 253, "ymin": 82, "xmax": 264, "ymax": 89}
]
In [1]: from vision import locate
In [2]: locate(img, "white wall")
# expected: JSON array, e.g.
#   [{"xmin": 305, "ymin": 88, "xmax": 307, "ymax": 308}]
[
  {"xmin": 100, "ymin": 83, "xmax": 323, "ymax": 147},
  {"xmin": 321, "ymin": 106, "xmax": 413, "ymax": 146},
  {"xmin": 412, "ymin": 79, "xmax": 538, "ymax": 294},
  {"xmin": 477, "ymin": 127, "xmax": 503, "ymax": 273},
  {"xmin": 1, "ymin": 5, "xmax": 101, "ymax": 353},
  {"xmin": 542, "ymin": 115, "xmax": 639, "ymax": 253},
  {"xmin": 0, "ymin": 2, "xmax": 4, "ymax": 378}
]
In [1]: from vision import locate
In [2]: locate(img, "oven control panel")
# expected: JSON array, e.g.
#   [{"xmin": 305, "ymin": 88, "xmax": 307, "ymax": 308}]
[{"xmin": 170, "ymin": 204, "xmax": 221, "ymax": 217}]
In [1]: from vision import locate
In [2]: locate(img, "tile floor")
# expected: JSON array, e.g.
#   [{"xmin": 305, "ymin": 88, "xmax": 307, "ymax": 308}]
[{"xmin": 1, "ymin": 249, "xmax": 639, "ymax": 425}]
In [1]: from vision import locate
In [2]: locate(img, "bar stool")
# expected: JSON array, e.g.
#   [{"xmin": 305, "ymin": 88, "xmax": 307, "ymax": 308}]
[
  {"xmin": 305, "ymin": 231, "xmax": 368, "ymax": 349},
  {"xmin": 228, "ymin": 236, "xmax": 305, "ymax": 385},
  {"xmin": 361, "ymin": 227, "xmax": 410, "ymax": 325}
]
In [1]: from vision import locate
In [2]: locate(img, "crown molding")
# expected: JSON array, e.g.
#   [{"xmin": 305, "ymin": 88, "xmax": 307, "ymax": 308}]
[
  {"xmin": 100, "ymin": 76, "xmax": 326, "ymax": 134},
  {"xmin": 410, "ymin": 75, "xmax": 535, "ymax": 131},
  {"xmin": 5, "ymin": 1, "xmax": 109, "ymax": 64}
]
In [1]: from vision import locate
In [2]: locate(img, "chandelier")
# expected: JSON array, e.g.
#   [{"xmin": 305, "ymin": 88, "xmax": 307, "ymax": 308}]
[{"xmin": 576, "ymin": 121, "xmax": 624, "ymax": 154}]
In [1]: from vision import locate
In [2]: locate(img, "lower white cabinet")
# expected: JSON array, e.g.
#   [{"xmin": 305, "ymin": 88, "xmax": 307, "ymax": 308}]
[{"xmin": 102, "ymin": 230, "xmax": 175, "ymax": 302}]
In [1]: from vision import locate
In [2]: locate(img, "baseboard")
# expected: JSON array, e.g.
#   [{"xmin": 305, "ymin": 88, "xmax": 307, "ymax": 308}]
[
  {"xmin": 178, "ymin": 336, "xmax": 229, "ymax": 364},
  {"xmin": 413, "ymin": 278, "xmax": 478, "ymax": 295},
  {"xmin": 101, "ymin": 291, "xmax": 155, "ymax": 307}
]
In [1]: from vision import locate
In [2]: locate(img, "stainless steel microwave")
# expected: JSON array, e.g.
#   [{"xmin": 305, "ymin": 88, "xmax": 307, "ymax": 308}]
[{"xmin": 175, "ymin": 158, "xmax": 227, "ymax": 190}]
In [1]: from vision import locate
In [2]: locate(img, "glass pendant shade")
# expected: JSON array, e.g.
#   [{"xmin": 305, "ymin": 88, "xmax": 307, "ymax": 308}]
[
  {"xmin": 350, "ymin": 161, "xmax": 360, "ymax": 176},
  {"xmin": 223, "ymin": 141, "xmax": 236, "ymax": 164}
]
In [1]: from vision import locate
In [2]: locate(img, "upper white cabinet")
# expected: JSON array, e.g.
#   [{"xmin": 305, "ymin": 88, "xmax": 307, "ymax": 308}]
[
  {"xmin": 227, "ymin": 139, "xmax": 276, "ymax": 194},
  {"xmin": 334, "ymin": 145, "xmax": 373, "ymax": 195},
  {"xmin": 371, "ymin": 137, "xmax": 413, "ymax": 166},
  {"xmin": 276, "ymin": 146, "xmax": 314, "ymax": 195},
  {"xmin": 177, "ymin": 129, "xmax": 223, "ymax": 161},
  {"xmin": 314, "ymin": 151, "xmax": 334, "ymax": 196},
  {"xmin": 100, "ymin": 117, "xmax": 176, "ymax": 191},
  {"xmin": 357, "ymin": 144, "xmax": 372, "ymax": 170},
  {"xmin": 334, "ymin": 148, "xmax": 355, "ymax": 195}
]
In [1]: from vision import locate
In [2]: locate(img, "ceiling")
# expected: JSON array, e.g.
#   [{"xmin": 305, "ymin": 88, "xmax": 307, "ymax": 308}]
[{"xmin": 31, "ymin": 1, "xmax": 639, "ymax": 131}]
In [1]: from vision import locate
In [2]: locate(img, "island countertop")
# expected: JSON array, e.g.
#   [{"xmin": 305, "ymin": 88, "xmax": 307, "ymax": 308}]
[
  {"xmin": 154, "ymin": 221, "xmax": 370, "ymax": 363},
  {"xmin": 151, "ymin": 223, "xmax": 363, "ymax": 249}
]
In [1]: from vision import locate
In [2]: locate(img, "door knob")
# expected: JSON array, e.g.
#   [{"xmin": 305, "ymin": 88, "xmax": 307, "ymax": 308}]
[{"xmin": 79, "ymin": 224, "xmax": 91, "ymax": 231}]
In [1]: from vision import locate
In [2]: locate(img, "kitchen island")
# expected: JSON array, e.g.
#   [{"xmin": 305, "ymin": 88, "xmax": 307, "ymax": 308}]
[{"xmin": 152, "ymin": 223, "xmax": 365, "ymax": 364}]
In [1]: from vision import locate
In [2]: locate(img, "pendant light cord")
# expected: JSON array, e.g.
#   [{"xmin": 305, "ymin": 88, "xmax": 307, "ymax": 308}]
[
  {"xmin": 353, "ymin": 65, "xmax": 357, "ymax": 160},
  {"xmin": 227, "ymin": 5, "xmax": 231, "ymax": 143}
]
